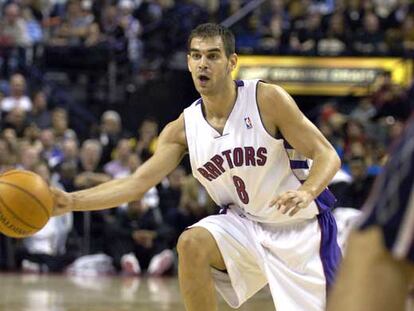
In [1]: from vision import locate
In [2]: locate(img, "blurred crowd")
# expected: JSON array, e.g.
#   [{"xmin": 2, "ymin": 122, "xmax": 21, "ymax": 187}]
[
  {"xmin": 0, "ymin": 87, "xmax": 216, "ymax": 274},
  {"xmin": 1, "ymin": 0, "xmax": 414, "ymax": 78},
  {"xmin": 0, "ymin": 0, "xmax": 413, "ymax": 275}
]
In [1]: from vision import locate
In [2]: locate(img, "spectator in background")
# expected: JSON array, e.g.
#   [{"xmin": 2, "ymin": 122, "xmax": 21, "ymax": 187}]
[
  {"xmin": 0, "ymin": 138, "xmax": 16, "ymax": 172},
  {"xmin": 370, "ymin": 72, "xmax": 409, "ymax": 120},
  {"xmin": 27, "ymin": 90, "xmax": 52, "ymax": 129},
  {"xmin": 74, "ymin": 139, "xmax": 110, "ymax": 190},
  {"xmin": 104, "ymin": 197, "xmax": 175, "ymax": 276},
  {"xmin": 260, "ymin": 0, "xmax": 289, "ymax": 28},
  {"xmin": 159, "ymin": 166, "xmax": 186, "ymax": 211},
  {"xmin": 192, "ymin": 0, "xmax": 218, "ymax": 17},
  {"xmin": 2, "ymin": 107, "xmax": 29, "ymax": 138},
  {"xmin": 117, "ymin": 0, "xmax": 142, "ymax": 73},
  {"xmin": 351, "ymin": 12, "xmax": 387, "ymax": 55},
  {"xmin": 52, "ymin": 137, "xmax": 79, "ymax": 191},
  {"xmin": 399, "ymin": 14, "xmax": 414, "ymax": 56},
  {"xmin": 44, "ymin": 0, "xmax": 103, "ymax": 74},
  {"xmin": 135, "ymin": 117, "xmax": 159, "ymax": 161},
  {"xmin": 342, "ymin": 119, "xmax": 366, "ymax": 163},
  {"xmin": 54, "ymin": 137, "xmax": 78, "ymax": 168},
  {"xmin": 0, "ymin": 73, "xmax": 32, "ymax": 115},
  {"xmin": 0, "ymin": 3, "xmax": 31, "ymax": 47},
  {"xmin": 133, "ymin": 0, "xmax": 164, "ymax": 33},
  {"xmin": 339, "ymin": 156, "xmax": 375, "ymax": 209},
  {"xmin": 16, "ymin": 144, "xmax": 40, "ymax": 171},
  {"xmin": 21, "ymin": 6, "xmax": 43, "ymax": 45},
  {"xmin": 216, "ymin": 0, "xmax": 242, "ymax": 27},
  {"xmin": 385, "ymin": 0, "xmax": 411, "ymax": 29},
  {"xmin": 286, "ymin": 0, "xmax": 308, "ymax": 30},
  {"xmin": 54, "ymin": 160, "xmax": 78, "ymax": 193},
  {"xmin": 99, "ymin": 5, "xmax": 129, "ymax": 65},
  {"xmin": 343, "ymin": 0, "xmax": 364, "ymax": 32},
  {"xmin": 51, "ymin": 108, "xmax": 77, "ymax": 144},
  {"xmin": 48, "ymin": 0, "xmax": 98, "ymax": 47},
  {"xmin": 387, "ymin": 118, "xmax": 405, "ymax": 143},
  {"xmin": 1, "ymin": 128, "xmax": 19, "ymax": 164},
  {"xmin": 22, "ymin": 121, "xmax": 42, "ymax": 150},
  {"xmin": 104, "ymin": 138, "xmax": 133, "ymax": 179},
  {"xmin": 162, "ymin": 0, "xmax": 209, "ymax": 57},
  {"xmin": 350, "ymin": 97, "xmax": 377, "ymax": 123},
  {"xmin": 159, "ymin": 166, "xmax": 187, "ymax": 239},
  {"xmin": 0, "ymin": 3, "xmax": 31, "ymax": 77},
  {"xmin": 115, "ymin": 151, "xmax": 158, "ymax": 212},
  {"xmin": 318, "ymin": 12, "xmax": 350, "ymax": 56},
  {"xmin": 175, "ymin": 175, "xmax": 216, "ymax": 235},
  {"xmin": 134, "ymin": 0, "xmax": 165, "ymax": 68},
  {"xmin": 259, "ymin": 14, "xmax": 288, "ymax": 54},
  {"xmin": 235, "ymin": 12, "xmax": 267, "ymax": 54},
  {"xmin": 318, "ymin": 104, "xmax": 347, "ymax": 157},
  {"xmin": 39, "ymin": 129, "xmax": 62, "ymax": 168},
  {"xmin": 95, "ymin": 110, "xmax": 128, "ymax": 166},
  {"xmin": 289, "ymin": 11, "xmax": 323, "ymax": 55},
  {"xmin": 22, "ymin": 0, "xmax": 45, "ymax": 22}
]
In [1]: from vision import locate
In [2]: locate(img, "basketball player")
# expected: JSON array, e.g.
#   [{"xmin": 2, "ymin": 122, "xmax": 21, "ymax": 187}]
[
  {"xmin": 52, "ymin": 23, "xmax": 341, "ymax": 311},
  {"xmin": 328, "ymin": 115, "xmax": 414, "ymax": 311}
]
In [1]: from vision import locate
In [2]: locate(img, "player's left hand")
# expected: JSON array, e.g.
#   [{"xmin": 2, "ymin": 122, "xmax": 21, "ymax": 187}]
[
  {"xmin": 269, "ymin": 190, "xmax": 314, "ymax": 216},
  {"xmin": 50, "ymin": 187, "xmax": 74, "ymax": 216}
]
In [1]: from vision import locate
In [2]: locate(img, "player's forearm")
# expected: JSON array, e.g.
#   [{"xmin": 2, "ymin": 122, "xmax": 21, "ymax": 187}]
[
  {"xmin": 299, "ymin": 149, "xmax": 341, "ymax": 198},
  {"xmin": 71, "ymin": 175, "xmax": 143, "ymax": 211}
]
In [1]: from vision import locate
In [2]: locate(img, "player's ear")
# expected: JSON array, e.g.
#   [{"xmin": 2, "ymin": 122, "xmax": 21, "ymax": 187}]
[{"xmin": 228, "ymin": 53, "xmax": 238, "ymax": 72}]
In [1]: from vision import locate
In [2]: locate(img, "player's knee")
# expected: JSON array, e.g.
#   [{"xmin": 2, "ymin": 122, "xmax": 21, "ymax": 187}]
[{"xmin": 177, "ymin": 228, "xmax": 210, "ymax": 262}]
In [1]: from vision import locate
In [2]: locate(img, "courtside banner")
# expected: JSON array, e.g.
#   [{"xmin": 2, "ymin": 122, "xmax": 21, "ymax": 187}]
[{"xmin": 233, "ymin": 56, "xmax": 413, "ymax": 96}]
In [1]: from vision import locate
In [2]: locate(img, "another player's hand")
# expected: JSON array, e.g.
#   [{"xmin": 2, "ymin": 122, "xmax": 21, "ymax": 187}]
[
  {"xmin": 50, "ymin": 187, "xmax": 74, "ymax": 216},
  {"xmin": 269, "ymin": 190, "xmax": 314, "ymax": 216}
]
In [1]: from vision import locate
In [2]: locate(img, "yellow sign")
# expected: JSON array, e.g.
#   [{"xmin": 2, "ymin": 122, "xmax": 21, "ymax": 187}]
[{"xmin": 233, "ymin": 56, "xmax": 413, "ymax": 96}]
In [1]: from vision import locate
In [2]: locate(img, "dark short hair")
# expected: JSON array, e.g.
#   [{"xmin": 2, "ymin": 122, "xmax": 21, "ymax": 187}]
[{"xmin": 187, "ymin": 23, "xmax": 235, "ymax": 58}]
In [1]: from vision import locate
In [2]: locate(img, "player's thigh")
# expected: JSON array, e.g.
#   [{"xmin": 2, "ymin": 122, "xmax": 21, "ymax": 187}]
[
  {"xmin": 178, "ymin": 227, "xmax": 226, "ymax": 270},
  {"xmin": 401, "ymin": 259, "xmax": 414, "ymax": 289},
  {"xmin": 328, "ymin": 227, "xmax": 409, "ymax": 311}
]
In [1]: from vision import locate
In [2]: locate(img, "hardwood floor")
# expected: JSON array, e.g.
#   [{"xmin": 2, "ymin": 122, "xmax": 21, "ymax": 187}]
[{"xmin": 0, "ymin": 274, "xmax": 274, "ymax": 311}]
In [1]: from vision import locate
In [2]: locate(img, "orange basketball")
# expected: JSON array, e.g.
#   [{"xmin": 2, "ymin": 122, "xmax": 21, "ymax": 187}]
[{"xmin": 0, "ymin": 170, "xmax": 53, "ymax": 238}]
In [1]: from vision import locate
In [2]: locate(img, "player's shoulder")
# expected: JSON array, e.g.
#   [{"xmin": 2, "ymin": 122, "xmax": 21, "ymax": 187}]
[
  {"xmin": 257, "ymin": 81, "xmax": 288, "ymax": 102},
  {"xmin": 256, "ymin": 81, "xmax": 293, "ymax": 117}
]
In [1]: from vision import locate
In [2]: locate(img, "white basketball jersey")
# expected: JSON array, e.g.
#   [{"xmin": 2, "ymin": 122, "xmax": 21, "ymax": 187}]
[{"xmin": 184, "ymin": 79, "xmax": 334, "ymax": 224}]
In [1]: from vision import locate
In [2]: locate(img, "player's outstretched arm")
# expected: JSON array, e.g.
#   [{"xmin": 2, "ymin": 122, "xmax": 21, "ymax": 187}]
[
  {"xmin": 259, "ymin": 83, "xmax": 341, "ymax": 215},
  {"xmin": 52, "ymin": 115, "xmax": 187, "ymax": 215}
]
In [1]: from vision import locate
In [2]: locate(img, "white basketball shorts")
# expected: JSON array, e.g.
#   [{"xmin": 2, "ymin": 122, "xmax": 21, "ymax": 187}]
[{"xmin": 190, "ymin": 208, "xmax": 341, "ymax": 310}]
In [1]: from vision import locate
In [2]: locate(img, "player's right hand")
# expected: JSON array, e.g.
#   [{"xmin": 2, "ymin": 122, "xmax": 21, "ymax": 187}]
[{"xmin": 50, "ymin": 187, "xmax": 74, "ymax": 216}]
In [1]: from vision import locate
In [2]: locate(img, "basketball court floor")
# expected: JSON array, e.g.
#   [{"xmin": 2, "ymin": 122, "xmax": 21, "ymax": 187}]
[{"xmin": 0, "ymin": 274, "xmax": 274, "ymax": 311}]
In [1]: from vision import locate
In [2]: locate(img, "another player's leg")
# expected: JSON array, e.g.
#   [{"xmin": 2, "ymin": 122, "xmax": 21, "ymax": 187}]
[
  {"xmin": 177, "ymin": 227, "xmax": 226, "ymax": 311},
  {"xmin": 328, "ymin": 227, "xmax": 413, "ymax": 311}
]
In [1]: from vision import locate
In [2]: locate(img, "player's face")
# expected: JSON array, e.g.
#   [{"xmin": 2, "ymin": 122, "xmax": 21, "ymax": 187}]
[{"xmin": 187, "ymin": 36, "xmax": 237, "ymax": 95}]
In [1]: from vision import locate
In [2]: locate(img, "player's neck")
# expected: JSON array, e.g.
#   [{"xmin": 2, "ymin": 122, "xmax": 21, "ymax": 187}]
[{"xmin": 201, "ymin": 80, "xmax": 237, "ymax": 119}]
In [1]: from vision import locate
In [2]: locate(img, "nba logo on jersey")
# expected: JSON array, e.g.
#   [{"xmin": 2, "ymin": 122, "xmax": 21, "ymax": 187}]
[{"xmin": 244, "ymin": 117, "xmax": 252, "ymax": 129}]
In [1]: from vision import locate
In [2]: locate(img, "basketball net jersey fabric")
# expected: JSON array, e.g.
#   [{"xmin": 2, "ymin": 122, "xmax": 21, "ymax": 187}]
[{"xmin": 184, "ymin": 79, "xmax": 336, "ymax": 224}]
